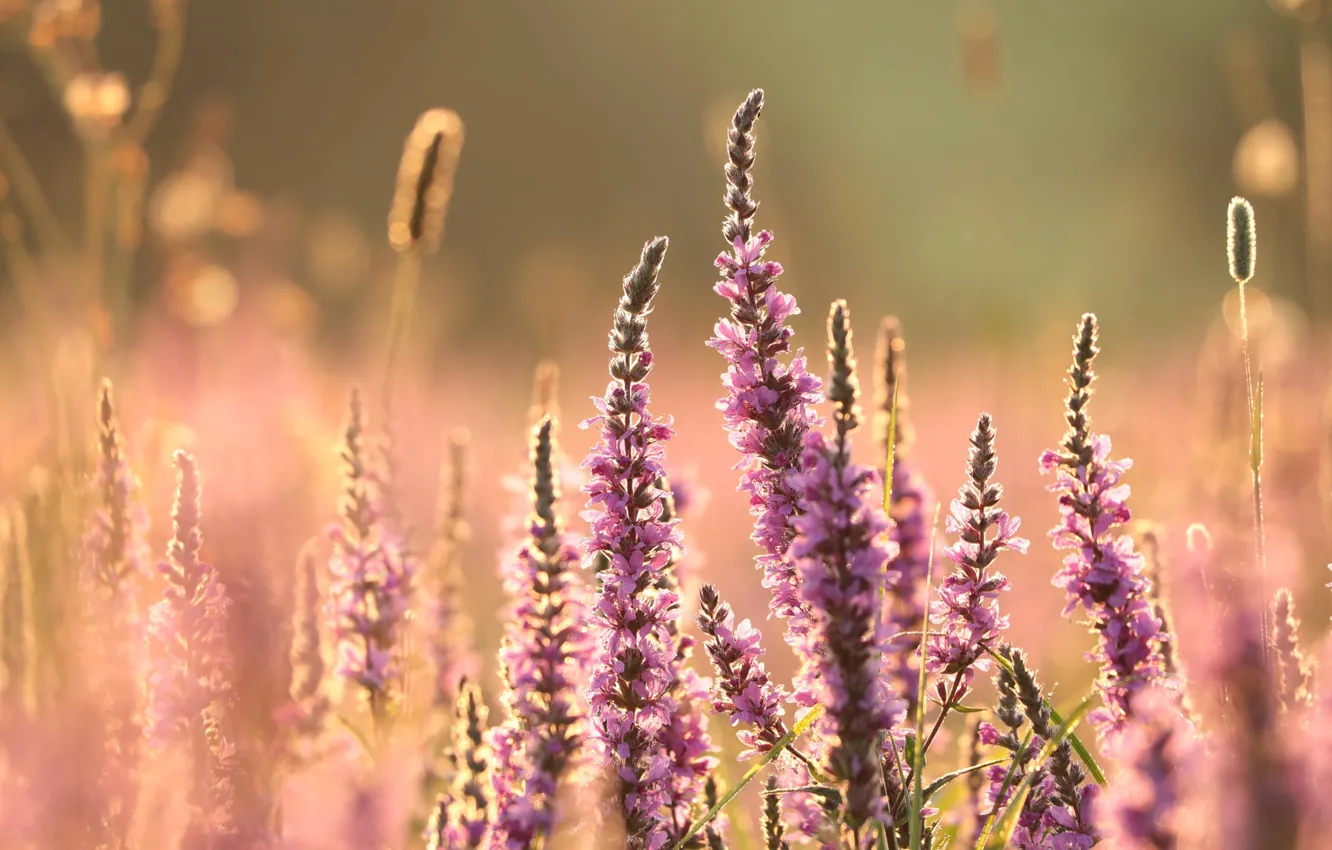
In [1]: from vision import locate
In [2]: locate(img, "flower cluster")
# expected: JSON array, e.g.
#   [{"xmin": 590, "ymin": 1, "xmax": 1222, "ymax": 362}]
[
  {"xmin": 325, "ymin": 389, "xmax": 417, "ymax": 719},
  {"xmin": 696, "ymin": 583, "xmax": 788, "ymax": 760},
  {"xmin": 708, "ymin": 89, "xmax": 824, "ymax": 699},
  {"xmin": 789, "ymin": 301, "xmax": 903, "ymax": 831},
  {"xmin": 1039, "ymin": 314, "xmax": 1166, "ymax": 740},
  {"xmin": 582, "ymin": 236, "xmax": 706, "ymax": 849},
  {"xmin": 926, "ymin": 413, "xmax": 1027, "ymax": 702},
  {"xmin": 489, "ymin": 416, "xmax": 592, "ymax": 850}
]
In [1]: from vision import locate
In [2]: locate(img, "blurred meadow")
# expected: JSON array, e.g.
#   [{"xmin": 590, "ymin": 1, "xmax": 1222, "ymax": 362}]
[{"xmin": 2, "ymin": 0, "xmax": 1332, "ymax": 847}]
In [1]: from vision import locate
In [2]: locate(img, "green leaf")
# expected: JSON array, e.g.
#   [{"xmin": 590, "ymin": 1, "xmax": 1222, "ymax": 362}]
[
  {"xmin": 909, "ymin": 502, "xmax": 943, "ymax": 850},
  {"xmin": 921, "ymin": 758, "xmax": 1007, "ymax": 804},
  {"xmin": 669, "ymin": 704, "xmax": 825, "ymax": 850},
  {"xmin": 943, "ymin": 703, "xmax": 986, "ymax": 714}
]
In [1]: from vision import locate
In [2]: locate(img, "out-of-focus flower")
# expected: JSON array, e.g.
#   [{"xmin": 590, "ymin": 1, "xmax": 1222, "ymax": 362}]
[
  {"xmin": 1100, "ymin": 686, "xmax": 1197, "ymax": 850},
  {"xmin": 306, "ymin": 208, "xmax": 370, "ymax": 294},
  {"xmin": 324, "ymin": 390, "xmax": 416, "ymax": 724},
  {"xmin": 427, "ymin": 682, "xmax": 491, "ymax": 849},
  {"xmin": 144, "ymin": 451, "xmax": 238, "ymax": 842},
  {"xmin": 165, "ymin": 259, "xmax": 239, "ymax": 328},
  {"xmin": 29, "ymin": 0, "xmax": 101, "ymax": 47},
  {"xmin": 63, "ymin": 72, "xmax": 129, "ymax": 135},
  {"xmin": 214, "ymin": 191, "xmax": 264, "ymax": 239},
  {"xmin": 81, "ymin": 381, "xmax": 150, "ymax": 850},
  {"xmin": 1234, "ymin": 118, "xmax": 1300, "ymax": 198}
]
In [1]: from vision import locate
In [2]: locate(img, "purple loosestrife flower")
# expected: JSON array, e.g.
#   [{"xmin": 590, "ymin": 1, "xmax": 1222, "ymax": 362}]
[
  {"xmin": 325, "ymin": 389, "xmax": 417, "ymax": 726},
  {"xmin": 488, "ymin": 416, "xmax": 593, "ymax": 850},
  {"xmin": 1272, "ymin": 588, "xmax": 1311, "ymax": 711},
  {"xmin": 875, "ymin": 318, "xmax": 936, "ymax": 722},
  {"xmin": 285, "ymin": 539, "xmax": 329, "ymax": 746},
  {"xmin": 1101, "ymin": 686, "xmax": 1196, "ymax": 850},
  {"xmin": 1004, "ymin": 647, "xmax": 1098, "ymax": 848},
  {"xmin": 926, "ymin": 414, "xmax": 1027, "ymax": 703},
  {"xmin": 708, "ymin": 90, "xmax": 824, "ymax": 700},
  {"xmin": 1202, "ymin": 601, "xmax": 1302, "ymax": 850},
  {"xmin": 581, "ymin": 236, "xmax": 689, "ymax": 850},
  {"xmin": 652, "ymin": 478, "xmax": 718, "ymax": 842},
  {"xmin": 82, "ymin": 381, "xmax": 150, "ymax": 849},
  {"xmin": 790, "ymin": 301, "xmax": 903, "ymax": 834},
  {"xmin": 1039, "ymin": 314, "xmax": 1166, "ymax": 742},
  {"xmin": 428, "ymin": 681, "xmax": 491, "ymax": 850},
  {"xmin": 144, "ymin": 450, "xmax": 238, "ymax": 845},
  {"xmin": 696, "ymin": 584, "xmax": 788, "ymax": 760}
]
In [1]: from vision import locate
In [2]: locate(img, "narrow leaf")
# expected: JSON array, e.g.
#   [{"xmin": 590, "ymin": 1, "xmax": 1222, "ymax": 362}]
[
  {"xmin": 922, "ymin": 757, "xmax": 1007, "ymax": 804},
  {"xmin": 669, "ymin": 704, "xmax": 825, "ymax": 850}
]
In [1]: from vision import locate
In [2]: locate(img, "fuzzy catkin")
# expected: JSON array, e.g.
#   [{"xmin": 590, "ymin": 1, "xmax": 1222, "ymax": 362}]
[
  {"xmin": 388, "ymin": 108, "xmax": 465, "ymax": 255},
  {"xmin": 1227, "ymin": 196, "xmax": 1257, "ymax": 284}
]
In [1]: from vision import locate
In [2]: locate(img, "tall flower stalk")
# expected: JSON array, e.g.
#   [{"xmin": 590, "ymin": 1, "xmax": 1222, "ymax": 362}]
[
  {"xmin": 1039, "ymin": 314, "xmax": 1166, "ymax": 742},
  {"xmin": 696, "ymin": 583, "xmax": 788, "ymax": 761},
  {"xmin": 582, "ymin": 236, "xmax": 699, "ymax": 849},
  {"xmin": 427, "ymin": 681, "xmax": 491, "ymax": 850},
  {"xmin": 926, "ymin": 413, "xmax": 1027, "ymax": 706},
  {"xmin": 1226, "ymin": 196, "xmax": 1269, "ymax": 656},
  {"xmin": 489, "ymin": 416, "xmax": 592, "ymax": 850},
  {"xmin": 427, "ymin": 428, "xmax": 476, "ymax": 707},
  {"xmin": 325, "ymin": 389, "xmax": 417, "ymax": 737},
  {"xmin": 875, "ymin": 317, "xmax": 936, "ymax": 722},
  {"xmin": 789, "ymin": 301, "xmax": 902, "ymax": 837},
  {"xmin": 708, "ymin": 89, "xmax": 824, "ymax": 703},
  {"xmin": 144, "ymin": 450, "xmax": 237, "ymax": 847},
  {"xmin": 82, "ymin": 380, "xmax": 149, "ymax": 849}
]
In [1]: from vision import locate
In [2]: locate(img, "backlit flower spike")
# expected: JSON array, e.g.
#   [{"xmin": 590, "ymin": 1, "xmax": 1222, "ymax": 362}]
[
  {"xmin": 581, "ymin": 236, "xmax": 690, "ymax": 850},
  {"xmin": 708, "ymin": 89, "xmax": 825, "ymax": 702},
  {"xmin": 926, "ymin": 413, "xmax": 1027, "ymax": 703},
  {"xmin": 1039, "ymin": 313, "xmax": 1168, "ymax": 742},
  {"xmin": 789, "ymin": 300, "xmax": 904, "ymax": 834},
  {"xmin": 489, "ymin": 416, "xmax": 592, "ymax": 850}
]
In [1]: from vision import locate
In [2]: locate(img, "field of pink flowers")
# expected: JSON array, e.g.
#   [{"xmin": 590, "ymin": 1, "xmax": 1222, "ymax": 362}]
[{"xmin": 2, "ymin": 4, "xmax": 1332, "ymax": 850}]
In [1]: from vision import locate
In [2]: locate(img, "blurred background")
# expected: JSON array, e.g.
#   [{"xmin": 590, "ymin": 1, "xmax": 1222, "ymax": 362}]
[{"xmin": 1, "ymin": 0, "xmax": 1331, "ymax": 764}]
